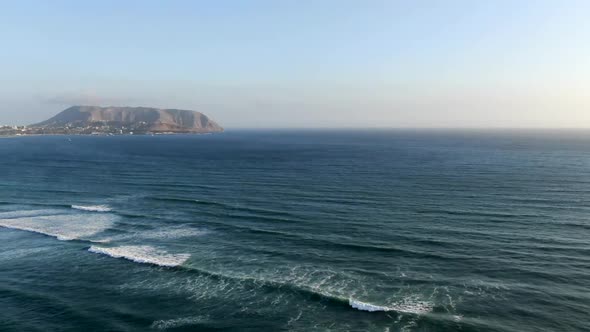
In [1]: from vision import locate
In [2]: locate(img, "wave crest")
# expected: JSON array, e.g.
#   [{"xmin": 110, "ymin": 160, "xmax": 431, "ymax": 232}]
[
  {"xmin": 88, "ymin": 245, "xmax": 190, "ymax": 267},
  {"xmin": 0, "ymin": 213, "xmax": 115, "ymax": 241},
  {"xmin": 349, "ymin": 298, "xmax": 433, "ymax": 314},
  {"xmin": 71, "ymin": 205, "xmax": 112, "ymax": 212}
]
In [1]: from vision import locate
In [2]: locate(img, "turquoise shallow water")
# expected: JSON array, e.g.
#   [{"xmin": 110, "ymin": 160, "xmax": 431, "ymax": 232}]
[{"xmin": 0, "ymin": 130, "xmax": 589, "ymax": 331}]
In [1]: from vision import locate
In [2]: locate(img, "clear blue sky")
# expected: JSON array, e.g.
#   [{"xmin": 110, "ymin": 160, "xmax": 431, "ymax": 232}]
[{"xmin": 1, "ymin": 0, "xmax": 589, "ymax": 127}]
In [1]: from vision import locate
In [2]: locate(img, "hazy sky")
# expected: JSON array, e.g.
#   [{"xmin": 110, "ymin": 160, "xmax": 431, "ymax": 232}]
[{"xmin": 1, "ymin": 0, "xmax": 589, "ymax": 127}]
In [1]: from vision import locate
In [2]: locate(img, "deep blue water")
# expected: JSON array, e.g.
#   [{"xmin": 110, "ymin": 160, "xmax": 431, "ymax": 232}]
[{"xmin": 0, "ymin": 130, "xmax": 589, "ymax": 332}]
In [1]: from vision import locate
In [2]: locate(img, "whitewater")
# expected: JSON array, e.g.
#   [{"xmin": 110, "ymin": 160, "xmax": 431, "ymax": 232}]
[{"xmin": 1, "ymin": 132, "xmax": 588, "ymax": 332}]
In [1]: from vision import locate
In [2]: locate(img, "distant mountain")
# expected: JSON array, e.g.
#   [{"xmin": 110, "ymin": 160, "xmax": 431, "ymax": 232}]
[{"xmin": 32, "ymin": 106, "xmax": 223, "ymax": 133}]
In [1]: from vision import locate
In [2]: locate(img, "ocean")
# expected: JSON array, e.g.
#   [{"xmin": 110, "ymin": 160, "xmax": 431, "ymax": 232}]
[{"xmin": 0, "ymin": 130, "xmax": 589, "ymax": 332}]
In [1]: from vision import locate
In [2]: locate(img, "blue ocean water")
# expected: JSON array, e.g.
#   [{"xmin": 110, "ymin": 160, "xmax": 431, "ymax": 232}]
[{"xmin": 0, "ymin": 130, "xmax": 589, "ymax": 332}]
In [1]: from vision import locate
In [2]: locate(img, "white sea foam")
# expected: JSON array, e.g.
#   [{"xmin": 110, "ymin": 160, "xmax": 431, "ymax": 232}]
[
  {"xmin": 349, "ymin": 298, "xmax": 433, "ymax": 314},
  {"xmin": 71, "ymin": 205, "xmax": 112, "ymax": 212},
  {"xmin": 0, "ymin": 213, "xmax": 115, "ymax": 241},
  {"xmin": 88, "ymin": 245, "xmax": 190, "ymax": 267},
  {"xmin": 237, "ymin": 265, "xmax": 435, "ymax": 315},
  {"xmin": 151, "ymin": 316, "xmax": 208, "ymax": 330},
  {"xmin": 349, "ymin": 300, "xmax": 390, "ymax": 312}
]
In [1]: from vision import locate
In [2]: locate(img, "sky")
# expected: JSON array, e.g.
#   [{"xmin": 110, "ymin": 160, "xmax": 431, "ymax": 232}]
[{"xmin": 0, "ymin": 0, "xmax": 589, "ymax": 128}]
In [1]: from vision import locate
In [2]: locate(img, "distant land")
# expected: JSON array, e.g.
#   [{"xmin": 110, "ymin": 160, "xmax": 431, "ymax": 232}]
[{"xmin": 0, "ymin": 106, "xmax": 223, "ymax": 136}]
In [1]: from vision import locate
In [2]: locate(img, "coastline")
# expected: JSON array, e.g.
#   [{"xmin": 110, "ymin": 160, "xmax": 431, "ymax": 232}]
[{"xmin": 0, "ymin": 132, "xmax": 220, "ymax": 138}]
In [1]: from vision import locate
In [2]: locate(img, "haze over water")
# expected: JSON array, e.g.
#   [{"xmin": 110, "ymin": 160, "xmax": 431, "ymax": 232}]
[
  {"xmin": 1, "ymin": 130, "xmax": 589, "ymax": 331},
  {"xmin": 2, "ymin": 1, "xmax": 590, "ymax": 128}
]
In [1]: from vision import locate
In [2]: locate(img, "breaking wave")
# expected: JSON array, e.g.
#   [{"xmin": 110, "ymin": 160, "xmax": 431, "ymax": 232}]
[
  {"xmin": 349, "ymin": 298, "xmax": 433, "ymax": 314},
  {"xmin": 88, "ymin": 245, "xmax": 190, "ymax": 267},
  {"xmin": 128, "ymin": 261, "xmax": 434, "ymax": 316},
  {"xmin": 0, "ymin": 209, "xmax": 433, "ymax": 316},
  {"xmin": 71, "ymin": 205, "xmax": 112, "ymax": 212},
  {"xmin": 0, "ymin": 212, "xmax": 115, "ymax": 241}
]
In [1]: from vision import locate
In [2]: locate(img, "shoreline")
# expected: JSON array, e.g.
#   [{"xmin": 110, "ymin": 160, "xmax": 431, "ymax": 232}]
[{"xmin": 0, "ymin": 132, "xmax": 220, "ymax": 138}]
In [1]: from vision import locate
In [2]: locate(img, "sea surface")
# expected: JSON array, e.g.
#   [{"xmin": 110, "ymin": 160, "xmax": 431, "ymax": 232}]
[{"xmin": 0, "ymin": 130, "xmax": 589, "ymax": 332}]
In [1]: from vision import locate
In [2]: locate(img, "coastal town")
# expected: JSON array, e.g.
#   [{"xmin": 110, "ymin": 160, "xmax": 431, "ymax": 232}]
[
  {"xmin": 0, "ymin": 106, "xmax": 223, "ymax": 136},
  {"xmin": 0, "ymin": 125, "xmax": 29, "ymax": 136},
  {"xmin": 0, "ymin": 122, "xmax": 152, "ymax": 136}
]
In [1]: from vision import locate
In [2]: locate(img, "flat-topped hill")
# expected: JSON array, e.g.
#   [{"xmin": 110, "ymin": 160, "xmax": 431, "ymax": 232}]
[{"xmin": 33, "ymin": 106, "xmax": 223, "ymax": 133}]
